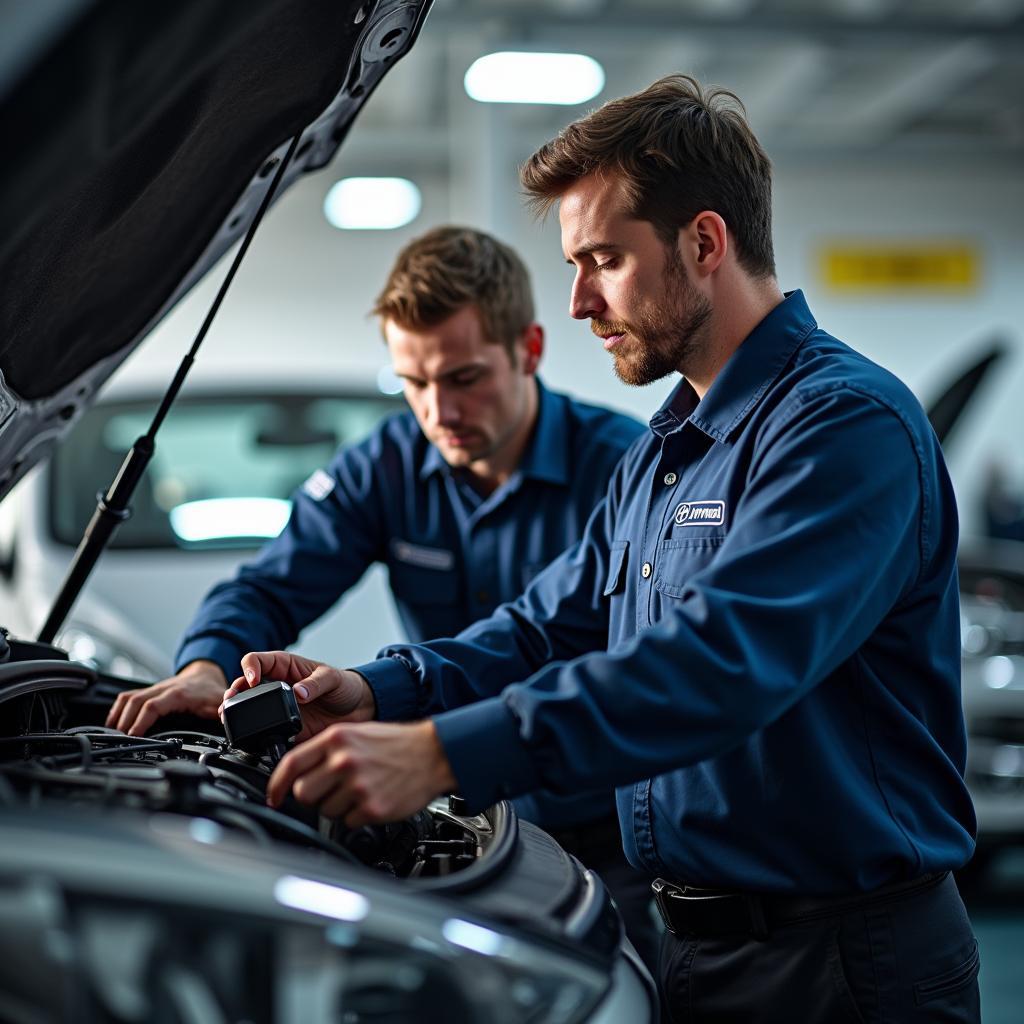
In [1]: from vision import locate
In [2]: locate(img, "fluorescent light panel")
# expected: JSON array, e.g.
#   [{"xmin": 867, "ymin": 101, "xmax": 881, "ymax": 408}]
[
  {"xmin": 324, "ymin": 177, "xmax": 421, "ymax": 230},
  {"xmin": 169, "ymin": 498, "xmax": 292, "ymax": 542},
  {"xmin": 464, "ymin": 52, "xmax": 605, "ymax": 105},
  {"xmin": 376, "ymin": 365, "xmax": 404, "ymax": 395}
]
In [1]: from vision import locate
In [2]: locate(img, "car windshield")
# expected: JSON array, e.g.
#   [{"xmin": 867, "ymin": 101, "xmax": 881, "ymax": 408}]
[{"xmin": 49, "ymin": 392, "xmax": 402, "ymax": 550}]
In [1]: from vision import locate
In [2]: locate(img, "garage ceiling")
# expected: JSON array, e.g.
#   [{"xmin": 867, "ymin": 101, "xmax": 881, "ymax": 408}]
[{"xmin": 343, "ymin": 0, "xmax": 1024, "ymax": 167}]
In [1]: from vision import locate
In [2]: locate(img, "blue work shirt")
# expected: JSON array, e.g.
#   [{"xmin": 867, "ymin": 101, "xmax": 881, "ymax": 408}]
[
  {"xmin": 176, "ymin": 379, "xmax": 644, "ymax": 827},
  {"xmin": 357, "ymin": 291, "xmax": 977, "ymax": 894}
]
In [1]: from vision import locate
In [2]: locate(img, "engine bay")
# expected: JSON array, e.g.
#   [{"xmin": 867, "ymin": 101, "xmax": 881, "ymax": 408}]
[
  {"xmin": 0, "ymin": 632, "xmax": 642, "ymax": 1024},
  {"xmin": 0, "ymin": 635, "xmax": 494, "ymax": 882}
]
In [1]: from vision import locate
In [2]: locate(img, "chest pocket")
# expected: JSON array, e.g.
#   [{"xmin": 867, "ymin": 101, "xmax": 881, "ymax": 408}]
[
  {"xmin": 654, "ymin": 535, "xmax": 726, "ymax": 598},
  {"xmin": 603, "ymin": 540, "xmax": 630, "ymax": 597},
  {"xmin": 388, "ymin": 540, "xmax": 460, "ymax": 605}
]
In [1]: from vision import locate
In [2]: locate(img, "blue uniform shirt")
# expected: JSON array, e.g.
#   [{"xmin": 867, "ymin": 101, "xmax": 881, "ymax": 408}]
[
  {"xmin": 176, "ymin": 379, "xmax": 644, "ymax": 827},
  {"xmin": 357, "ymin": 291, "xmax": 977, "ymax": 894}
]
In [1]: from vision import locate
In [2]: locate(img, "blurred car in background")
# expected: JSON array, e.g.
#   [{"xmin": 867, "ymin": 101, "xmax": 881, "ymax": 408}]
[
  {"xmin": 957, "ymin": 543, "xmax": 1024, "ymax": 869},
  {"xmin": 932, "ymin": 344, "xmax": 1024, "ymax": 871},
  {"xmin": 1, "ymin": 380, "xmax": 405, "ymax": 677}
]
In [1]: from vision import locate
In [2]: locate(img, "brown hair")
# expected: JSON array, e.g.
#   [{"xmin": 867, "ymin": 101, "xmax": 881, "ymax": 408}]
[
  {"xmin": 521, "ymin": 74, "xmax": 775, "ymax": 278},
  {"xmin": 372, "ymin": 226, "xmax": 535, "ymax": 357}
]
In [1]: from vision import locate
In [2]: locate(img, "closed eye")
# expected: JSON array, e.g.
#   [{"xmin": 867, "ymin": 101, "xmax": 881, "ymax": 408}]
[{"xmin": 449, "ymin": 369, "xmax": 486, "ymax": 387}]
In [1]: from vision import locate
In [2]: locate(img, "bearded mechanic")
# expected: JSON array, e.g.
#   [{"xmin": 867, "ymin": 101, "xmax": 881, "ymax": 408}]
[
  {"xmin": 224, "ymin": 78, "xmax": 980, "ymax": 1021},
  {"xmin": 106, "ymin": 225, "xmax": 656, "ymax": 963}
]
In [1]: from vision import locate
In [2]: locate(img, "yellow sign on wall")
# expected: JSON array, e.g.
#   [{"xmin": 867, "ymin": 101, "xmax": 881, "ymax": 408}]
[{"xmin": 819, "ymin": 243, "xmax": 980, "ymax": 293}]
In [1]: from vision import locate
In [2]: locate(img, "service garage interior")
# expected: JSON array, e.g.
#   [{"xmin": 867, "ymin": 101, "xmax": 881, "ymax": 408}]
[{"xmin": 1, "ymin": 1, "xmax": 1022, "ymax": 1022}]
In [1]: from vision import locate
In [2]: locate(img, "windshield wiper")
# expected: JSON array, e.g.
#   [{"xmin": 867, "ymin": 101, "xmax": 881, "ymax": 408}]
[{"xmin": 38, "ymin": 133, "xmax": 302, "ymax": 645}]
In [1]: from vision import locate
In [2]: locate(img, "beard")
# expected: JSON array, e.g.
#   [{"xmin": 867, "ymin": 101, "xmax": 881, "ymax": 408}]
[{"xmin": 592, "ymin": 249, "xmax": 712, "ymax": 387}]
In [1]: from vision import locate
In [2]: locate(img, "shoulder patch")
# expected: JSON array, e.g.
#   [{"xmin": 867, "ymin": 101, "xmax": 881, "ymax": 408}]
[{"xmin": 302, "ymin": 468, "xmax": 335, "ymax": 502}]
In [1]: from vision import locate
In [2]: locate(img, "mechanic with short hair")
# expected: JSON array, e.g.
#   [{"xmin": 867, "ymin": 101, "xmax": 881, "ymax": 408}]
[
  {"xmin": 224, "ymin": 78, "xmax": 980, "ymax": 1021},
  {"xmin": 106, "ymin": 225, "xmax": 656, "ymax": 964}
]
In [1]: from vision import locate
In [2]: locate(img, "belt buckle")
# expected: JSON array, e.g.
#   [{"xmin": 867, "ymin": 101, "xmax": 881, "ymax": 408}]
[{"xmin": 651, "ymin": 877, "xmax": 680, "ymax": 932}]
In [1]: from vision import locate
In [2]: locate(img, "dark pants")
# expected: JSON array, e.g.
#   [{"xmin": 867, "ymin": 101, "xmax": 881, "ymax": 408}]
[
  {"xmin": 549, "ymin": 817, "xmax": 661, "ymax": 973},
  {"xmin": 658, "ymin": 872, "xmax": 980, "ymax": 1023}
]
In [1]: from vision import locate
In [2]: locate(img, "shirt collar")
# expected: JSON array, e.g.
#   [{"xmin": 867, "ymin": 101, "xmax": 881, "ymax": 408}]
[
  {"xmin": 419, "ymin": 378, "xmax": 568, "ymax": 485},
  {"xmin": 649, "ymin": 289, "xmax": 817, "ymax": 441}
]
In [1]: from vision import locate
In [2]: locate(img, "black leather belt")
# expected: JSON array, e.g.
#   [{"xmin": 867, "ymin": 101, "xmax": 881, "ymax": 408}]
[{"xmin": 652, "ymin": 871, "xmax": 948, "ymax": 939}]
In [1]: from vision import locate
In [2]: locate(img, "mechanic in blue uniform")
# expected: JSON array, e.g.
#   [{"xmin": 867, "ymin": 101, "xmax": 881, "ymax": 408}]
[
  {"xmin": 106, "ymin": 225, "xmax": 656, "ymax": 963},
  {"xmin": 222, "ymin": 80, "xmax": 980, "ymax": 1021}
]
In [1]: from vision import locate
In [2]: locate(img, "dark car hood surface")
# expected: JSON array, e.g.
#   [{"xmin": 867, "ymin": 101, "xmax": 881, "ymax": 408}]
[{"xmin": 0, "ymin": 0, "xmax": 431, "ymax": 501}]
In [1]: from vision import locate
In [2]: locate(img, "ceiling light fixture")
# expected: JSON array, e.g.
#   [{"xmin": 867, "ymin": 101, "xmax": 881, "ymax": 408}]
[
  {"xmin": 323, "ymin": 177, "xmax": 421, "ymax": 230},
  {"xmin": 169, "ymin": 497, "xmax": 292, "ymax": 542},
  {"xmin": 464, "ymin": 52, "xmax": 605, "ymax": 105}
]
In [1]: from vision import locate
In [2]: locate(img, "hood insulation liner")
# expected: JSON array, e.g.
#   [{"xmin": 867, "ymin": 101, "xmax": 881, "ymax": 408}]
[{"xmin": 0, "ymin": 0, "xmax": 368, "ymax": 401}]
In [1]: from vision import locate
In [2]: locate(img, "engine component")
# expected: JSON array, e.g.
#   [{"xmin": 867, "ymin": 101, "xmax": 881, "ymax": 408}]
[{"xmin": 221, "ymin": 679, "xmax": 301, "ymax": 765}]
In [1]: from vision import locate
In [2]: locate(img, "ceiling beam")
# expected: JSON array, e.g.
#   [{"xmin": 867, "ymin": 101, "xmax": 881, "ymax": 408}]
[
  {"xmin": 427, "ymin": 3, "xmax": 1024, "ymax": 45},
  {"xmin": 792, "ymin": 38, "xmax": 997, "ymax": 146},
  {"xmin": 740, "ymin": 43, "xmax": 831, "ymax": 136}
]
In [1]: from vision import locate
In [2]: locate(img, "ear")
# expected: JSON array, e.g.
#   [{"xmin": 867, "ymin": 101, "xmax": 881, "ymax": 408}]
[
  {"xmin": 680, "ymin": 211, "xmax": 728, "ymax": 279},
  {"xmin": 520, "ymin": 323, "xmax": 544, "ymax": 374}
]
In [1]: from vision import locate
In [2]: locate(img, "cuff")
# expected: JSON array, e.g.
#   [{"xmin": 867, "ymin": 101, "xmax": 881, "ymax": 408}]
[
  {"xmin": 433, "ymin": 697, "xmax": 543, "ymax": 815},
  {"xmin": 352, "ymin": 657, "xmax": 420, "ymax": 722},
  {"xmin": 175, "ymin": 637, "xmax": 245, "ymax": 684}
]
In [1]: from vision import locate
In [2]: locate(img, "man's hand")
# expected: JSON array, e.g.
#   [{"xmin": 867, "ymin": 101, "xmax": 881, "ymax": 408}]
[
  {"xmin": 266, "ymin": 720, "xmax": 456, "ymax": 827},
  {"xmin": 220, "ymin": 651, "xmax": 377, "ymax": 741},
  {"xmin": 105, "ymin": 660, "xmax": 227, "ymax": 736}
]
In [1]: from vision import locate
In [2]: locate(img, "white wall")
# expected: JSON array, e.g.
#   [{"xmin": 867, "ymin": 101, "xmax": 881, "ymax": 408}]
[{"xmin": 774, "ymin": 161, "xmax": 1024, "ymax": 539}]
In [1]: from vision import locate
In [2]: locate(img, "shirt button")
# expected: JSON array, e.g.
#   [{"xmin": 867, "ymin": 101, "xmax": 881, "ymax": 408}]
[
  {"xmin": 641, "ymin": 562, "xmax": 652, "ymax": 579},
  {"xmin": 476, "ymin": 589, "xmax": 490, "ymax": 604},
  {"xmin": 663, "ymin": 472, "xmax": 677, "ymax": 486}
]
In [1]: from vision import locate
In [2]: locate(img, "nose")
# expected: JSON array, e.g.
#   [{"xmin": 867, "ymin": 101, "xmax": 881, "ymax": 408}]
[
  {"xmin": 569, "ymin": 271, "xmax": 605, "ymax": 321},
  {"xmin": 424, "ymin": 384, "xmax": 461, "ymax": 428}
]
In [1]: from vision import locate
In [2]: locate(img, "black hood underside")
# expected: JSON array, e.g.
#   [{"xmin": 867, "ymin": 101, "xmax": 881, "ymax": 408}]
[{"xmin": 0, "ymin": 0, "xmax": 430, "ymax": 497}]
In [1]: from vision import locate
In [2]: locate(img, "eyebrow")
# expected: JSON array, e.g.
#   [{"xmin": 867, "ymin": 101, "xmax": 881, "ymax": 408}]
[
  {"xmin": 394, "ymin": 361, "xmax": 487, "ymax": 383},
  {"xmin": 565, "ymin": 241, "xmax": 619, "ymax": 264}
]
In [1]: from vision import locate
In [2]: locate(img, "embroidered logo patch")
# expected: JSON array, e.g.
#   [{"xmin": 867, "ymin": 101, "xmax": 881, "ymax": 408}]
[
  {"xmin": 673, "ymin": 499, "xmax": 725, "ymax": 527},
  {"xmin": 302, "ymin": 468, "xmax": 335, "ymax": 502},
  {"xmin": 391, "ymin": 539, "xmax": 456, "ymax": 571}
]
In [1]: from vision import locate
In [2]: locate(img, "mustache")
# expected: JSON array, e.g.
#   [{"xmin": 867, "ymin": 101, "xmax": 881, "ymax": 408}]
[{"xmin": 590, "ymin": 319, "xmax": 631, "ymax": 338}]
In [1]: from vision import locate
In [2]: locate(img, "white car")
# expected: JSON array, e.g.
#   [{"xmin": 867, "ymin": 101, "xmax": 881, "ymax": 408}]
[{"xmin": 0, "ymin": 380, "xmax": 406, "ymax": 678}]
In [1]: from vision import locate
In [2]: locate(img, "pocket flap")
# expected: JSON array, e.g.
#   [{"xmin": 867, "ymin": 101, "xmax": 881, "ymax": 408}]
[{"xmin": 603, "ymin": 540, "xmax": 630, "ymax": 597}]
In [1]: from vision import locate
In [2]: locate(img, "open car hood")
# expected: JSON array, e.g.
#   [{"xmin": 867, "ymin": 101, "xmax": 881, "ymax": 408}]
[
  {"xmin": 925, "ymin": 339, "xmax": 1006, "ymax": 449},
  {"xmin": 0, "ymin": 0, "xmax": 431, "ymax": 502}
]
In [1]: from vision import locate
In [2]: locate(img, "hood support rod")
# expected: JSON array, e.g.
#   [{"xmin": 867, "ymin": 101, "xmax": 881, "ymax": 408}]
[{"xmin": 38, "ymin": 132, "xmax": 302, "ymax": 646}]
